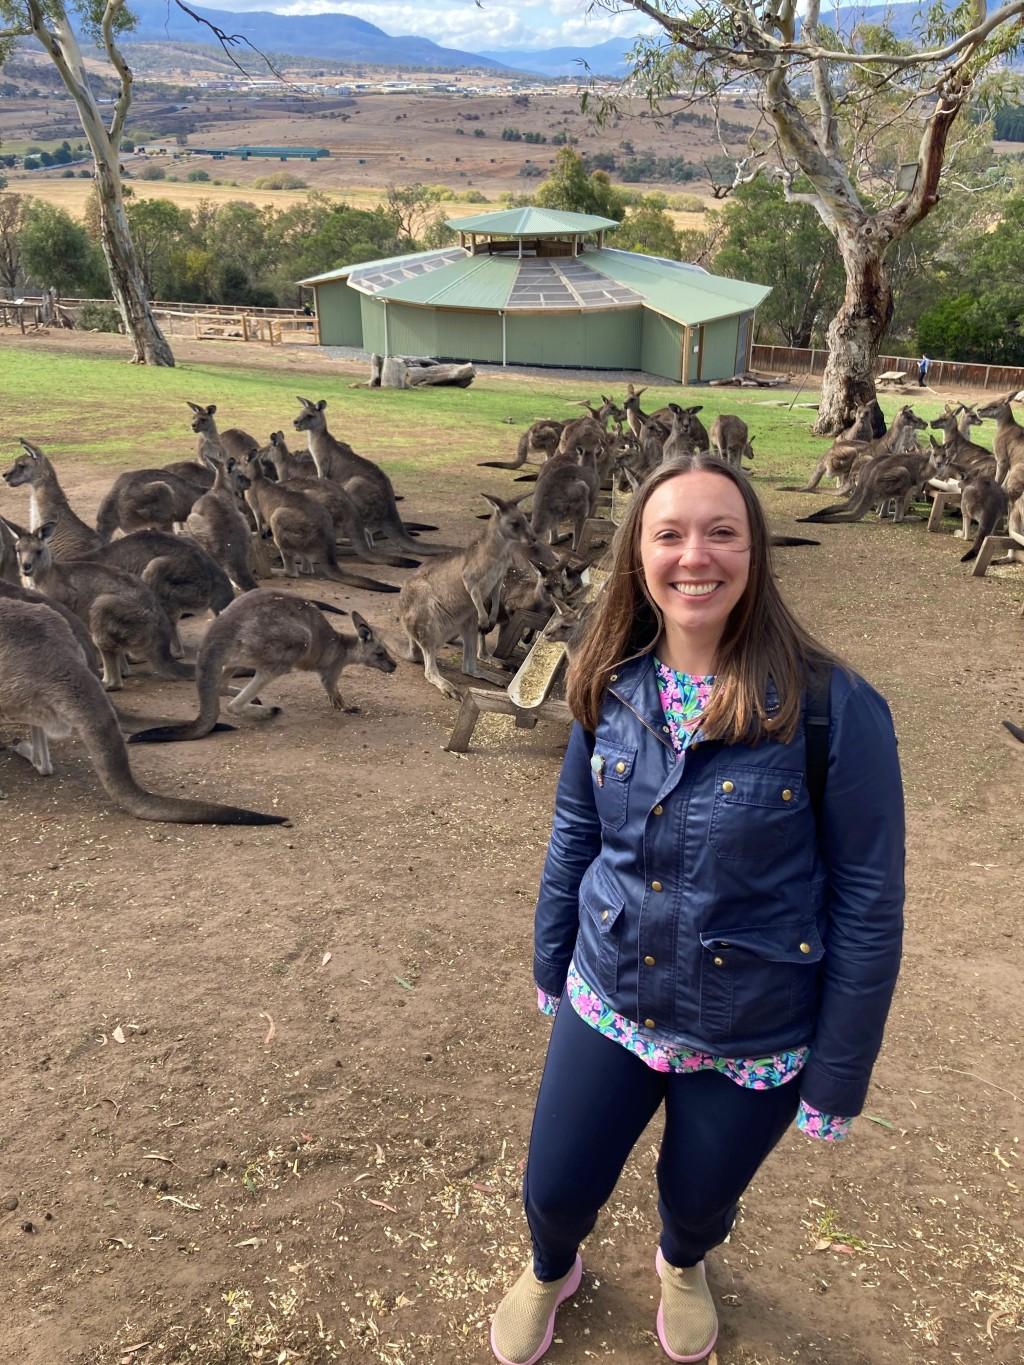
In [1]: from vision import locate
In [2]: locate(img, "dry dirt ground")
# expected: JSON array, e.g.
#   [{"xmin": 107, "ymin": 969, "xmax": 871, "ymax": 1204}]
[{"xmin": 0, "ymin": 336, "xmax": 1022, "ymax": 1365}]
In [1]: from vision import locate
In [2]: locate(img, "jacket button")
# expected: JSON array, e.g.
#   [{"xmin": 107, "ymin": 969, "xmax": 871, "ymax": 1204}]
[
  {"xmin": 713, "ymin": 956, "xmax": 724, "ymax": 967},
  {"xmin": 644, "ymin": 955, "xmax": 656, "ymax": 967},
  {"xmin": 644, "ymin": 1018, "xmax": 656, "ymax": 1029},
  {"xmin": 799, "ymin": 941, "xmax": 812, "ymax": 954},
  {"xmin": 614, "ymin": 760, "xmax": 626, "ymax": 773},
  {"xmin": 652, "ymin": 804, "xmax": 664, "ymax": 816},
  {"xmin": 662, "ymin": 724, "xmax": 670, "ymax": 733},
  {"xmin": 721, "ymin": 780, "xmax": 735, "ymax": 794},
  {"xmin": 651, "ymin": 880, "xmax": 663, "ymax": 892},
  {"xmin": 782, "ymin": 788, "xmax": 794, "ymax": 802},
  {"xmin": 609, "ymin": 673, "xmax": 618, "ymax": 681},
  {"xmin": 601, "ymin": 910, "xmax": 609, "ymax": 922}
]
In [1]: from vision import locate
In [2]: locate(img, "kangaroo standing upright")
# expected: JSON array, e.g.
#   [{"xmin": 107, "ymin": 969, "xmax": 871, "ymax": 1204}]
[{"xmin": 3, "ymin": 439, "xmax": 101, "ymax": 558}]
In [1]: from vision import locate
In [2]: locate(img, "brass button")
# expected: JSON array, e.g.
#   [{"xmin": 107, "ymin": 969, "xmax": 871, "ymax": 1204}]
[
  {"xmin": 799, "ymin": 941, "xmax": 812, "ymax": 954},
  {"xmin": 651, "ymin": 880, "xmax": 663, "ymax": 892},
  {"xmin": 721, "ymin": 780, "xmax": 735, "ymax": 794},
  {"xmin": 601, "ymin": 910, "xmax": 609, "ymax": 922},
  {"xmin": 644, "ymin": 1018, "xmax": 656, "ymax": 1029},
  {"xmin": 644, "ymin": 955, "xmax": 656, "ymax": 967},
  {"xmin": 614, "ymin": 760, "xmax": 626, "ymax": 774},
  {"xmin": 713, "ymin": 956, "xmax": 724, "ymax": 967},
  {"xmin": 662, "ymin": 724, "xmax": 670, "ymax": 733},
  {"xmin": 652, "ymin": 804, "xmax": 664, "ymax": 816},
  {"xmin": 782, "ymin": 788, "xmax": 793, "ymax": 802},
  {"xmin": 609, "ymin": 673, "xmax": 618, "ymax": 681}
]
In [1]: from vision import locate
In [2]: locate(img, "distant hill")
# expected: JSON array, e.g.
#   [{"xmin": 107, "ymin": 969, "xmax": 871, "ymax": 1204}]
[
  {"xmin": 473, "ymin": 37, "xmax": 642, "ymax": 80},
  {"xmin": 117, "ymin": 0, "xmax": 515, "ymax": 72}
]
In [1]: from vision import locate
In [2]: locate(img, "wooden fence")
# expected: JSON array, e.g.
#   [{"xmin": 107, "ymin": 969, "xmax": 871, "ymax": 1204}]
[
  {"xmin": 0, "ymin": 294, "xmax": 316, "ymax": 345},
  {"xmin": 751, "ymin": 344, "xmax": 1024, "ymax": 393}
]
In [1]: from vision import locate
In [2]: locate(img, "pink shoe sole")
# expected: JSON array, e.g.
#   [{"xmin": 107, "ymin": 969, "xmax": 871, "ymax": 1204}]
[
  {"xmin": 655, "ymin": 1249, "xmax": 719, "ymax": 1363},
  {"xmin": 490, "ymin": 1254, "xmax": 584, "ymax": 1365}
]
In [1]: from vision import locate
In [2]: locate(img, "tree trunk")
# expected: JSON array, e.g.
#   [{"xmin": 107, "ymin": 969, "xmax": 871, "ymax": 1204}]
[
  {"xmin": 94, "ymin": 159, "xmax": 174, "ymax": 365},
  {"xmin": 813, "ymin": 231, "xmax": 893, "ymax": 435}
]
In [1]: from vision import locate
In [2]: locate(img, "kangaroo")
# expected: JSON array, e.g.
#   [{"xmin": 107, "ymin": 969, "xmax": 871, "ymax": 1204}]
[
  {"xmin": 952, "ymin": 403, "xmax": 983, "ymax": 438},
  {"xmin": 186, "ymin": 402, "xmax": 260, "ymax": 466},
  {"xmin": 0, "ymin": 514, "xmax": 20, "ymax": 583},
  {"xmin": 928, "ymin": 412, "xmax": 996, "ymax": 480},
  {"xmin": 531, "ymin": 447, "xmax": 599, "ymax": 550},
  {"xmin": 3, "ymin": 439, "xmax": 102, "ymax": 559},
  {"xmin": 95, "ymin": 466, "xmax": 206, "ymax": 541},
  {"xmin": 0, "ymin": 596, "xmax": 285, "ymax": 823},
  {"xmin": 785, "ymin": 406, "xmax": 926, "ymax": 494},
  {"xmin": 259, "ymin": 434, "xmax": 419, "ymax": 570},
  {"xmin": 1003, "ymin": 720, "xmax": 1024, "ymax": 744},
  {"xmin": 623, "ymin": 386, "xmax": 670, "ymax": 444},
  {"xmin": 958, "ymin": 474, "xmax": 1009, "ymax": 562},
  {"xmin": 293, "ymin": 397, "xmax": 446, "ymax": 554},
  {"xmin": 184, "ymin": 453, "xmax": 262, "ymax": 593},
  {"xmin": 709, "ymin": 413, "xmax": 753, "ymax": 467},
  {"xmin": 13, "ymin": 521, "xmax": 194, "ymax": 690},
  {"xmin": 129, "ymin": 593, "xmax": 396, "ymax": 744},
  {"xmin": 662, "ymin": 405, "xmax": 709, "ymax": 462},
  {"xmin": 262, "ymin": 429, "xmax": 317, "ymax": 481},
  {"xmin": 976, "ymin": 392, "xmax": 1024, "ymax": 486},
  {"xmin": 798, "ymin": 445, "xmax": 935, "ymax": 525},
  {"xmin": 82, "ymin": 529, "xmax": 235, "ymax": 653},
  {"xmin": 478, "ymin": 419, "xmax": 565, "ymax": 471},
  {"xmin": 555, "ymin": 398, "xmax": 619, "ymax": 460},
  {"xmin": 241, "ymin": 450, "xmax": 399, "ymax": 592},
  {"xmin": 396, "ymin": 493, "xmax": 559, "ymax": 700}
]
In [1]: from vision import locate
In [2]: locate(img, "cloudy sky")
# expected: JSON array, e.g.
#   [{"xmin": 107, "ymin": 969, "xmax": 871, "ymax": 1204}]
[{"xmin": 204, "ymin": 0, "xmax": 656, "ymax": 52}]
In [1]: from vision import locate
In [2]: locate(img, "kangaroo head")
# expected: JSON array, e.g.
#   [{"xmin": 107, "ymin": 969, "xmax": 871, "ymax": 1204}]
[
  {"xmin": 349, "ymin": 611, "xmax": 397, "ymax": 674},
  {"xmin": 15, "ymin": 521, "xmax": 56, "ymax": 578},
  {"xmin": 4, "ymin": 444, "xmax": 42, "ymax": 487},
  {"xmin": 929, "ymin": 411, "xmax": 957, "ymax": 434},
  {"xmin": 188, "ymin": 402, "xmax": 217, "ymax": 434},
  {"xmin": 976, "ymin": 397, "xmax": 1008, "ymax": 421},
  {"xmin": 293, "ymin": 397, "xmax": 327, "ymax": 432}
]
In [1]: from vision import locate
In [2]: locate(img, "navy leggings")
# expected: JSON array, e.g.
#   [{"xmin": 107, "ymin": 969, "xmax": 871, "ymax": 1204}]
[{"xmin": 524, "ymin": 999, "xmax": 802, "ymax": 1280}]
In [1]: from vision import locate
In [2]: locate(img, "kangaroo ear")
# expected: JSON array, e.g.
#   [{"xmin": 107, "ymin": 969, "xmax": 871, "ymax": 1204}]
[
  {"xmin": 273, "ymin": 431, "xmax": 283, "ymax": 442},
  {"xmin": 206, "ymin": 404, "xmax": 217, "ymax": 416},
  {"xmin": 17, "ymin": 437, "xmax": 41, "ymax": 460},
  {"xmin": 350, "ymin": 610, "xmax": 372, "ymax": 641},
  {"xmin": 186, "ymin": 401, "xmax": 202, "ymax": 413},
  {"xmin": 480, "ymin": 493, "xmax": 502, "ymax": 512},
  {"xmin": 687, "ymin": 406, "xmax": 703, "ymax": 415},
  {"xmin": 317, "ymin": 399, "xmax": 327, "ymax": 411},
  {"xmin": 39, "ymin": 521, "xmax": 58, "ymax": 542}
]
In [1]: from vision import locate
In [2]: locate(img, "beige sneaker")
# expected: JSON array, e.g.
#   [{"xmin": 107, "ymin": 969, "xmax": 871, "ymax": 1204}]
[
  {"xmin": 655, "ymin": 1248, "xmax": 719, "ymax": 1362},
  {"xmin": 489, "ymin": 1254, "xmax": 583, "ymax": 1365}
]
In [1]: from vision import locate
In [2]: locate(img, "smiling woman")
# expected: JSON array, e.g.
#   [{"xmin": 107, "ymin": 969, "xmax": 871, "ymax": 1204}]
[{"xmin": 490, "ymin": 454, "xmax": 906, "ymax": 1365}]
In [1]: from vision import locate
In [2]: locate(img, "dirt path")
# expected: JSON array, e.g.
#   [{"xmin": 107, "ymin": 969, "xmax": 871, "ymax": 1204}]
[{"xmin": 0, "ymin": 351, "xmax": 1021, "ymax": 1365}]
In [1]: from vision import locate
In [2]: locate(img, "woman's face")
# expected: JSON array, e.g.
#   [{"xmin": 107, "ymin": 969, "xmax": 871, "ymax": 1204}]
[{"xmin": 639, "ymin": 470, "xmax": 752, "ymax": 659}]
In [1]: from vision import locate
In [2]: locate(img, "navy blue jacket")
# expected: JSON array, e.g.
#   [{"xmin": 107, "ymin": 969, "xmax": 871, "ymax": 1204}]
[{"xmin": 533, "ymin": 656, "xmax": 905, "ymax": 1117}]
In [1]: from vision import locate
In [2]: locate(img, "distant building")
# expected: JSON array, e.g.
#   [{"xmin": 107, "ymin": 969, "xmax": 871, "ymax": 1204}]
[{"xmin": 299, "ymin": 207, "xmax": 769, "ymax": 383}]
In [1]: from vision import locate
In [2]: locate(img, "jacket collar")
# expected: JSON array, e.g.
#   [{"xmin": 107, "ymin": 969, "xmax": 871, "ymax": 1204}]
[{"xmin": 605, "ymin": 653, "xmax": 782, "ymax": 749}]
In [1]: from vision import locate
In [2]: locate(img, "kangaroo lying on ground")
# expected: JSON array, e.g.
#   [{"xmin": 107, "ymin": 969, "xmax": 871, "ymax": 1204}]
[
  {"xmin": 3, "ymin": 439, "xmax": 102, "ymax": 559},
  {"xmin": 10, "ymin": 520, "xmax": 194, "ymax": 690},
  {"xmin": 130, "ymin": 592, "xmax": 396, "ymax": 743},
  {"xmin": 396, "ymin": 493, "xmax": 559, "ymax": 699},
  {"xmin": 0, "ymin": 596, "xmax": 285, "ymax": 823},
  {"xmin": 241, "ymin": 451, "xmax": 399, "ymax": 592}
]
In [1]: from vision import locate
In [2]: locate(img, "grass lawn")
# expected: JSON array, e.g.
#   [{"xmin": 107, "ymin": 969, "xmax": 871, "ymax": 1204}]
[{"xmin": 0, "ymin": 346, "xmax": 974, "ymax": 493}]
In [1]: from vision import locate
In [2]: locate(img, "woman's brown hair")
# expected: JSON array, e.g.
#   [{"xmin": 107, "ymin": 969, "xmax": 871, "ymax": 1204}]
[{"xmin": 566, "ymin": 454, "xmax": 836, "ymax": 743}]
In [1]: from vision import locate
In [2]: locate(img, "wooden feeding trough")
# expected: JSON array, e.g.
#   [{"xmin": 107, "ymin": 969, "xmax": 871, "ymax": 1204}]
[{"xmin": 927, "ymin": 487, "xmax": 961, "ymax": 532}]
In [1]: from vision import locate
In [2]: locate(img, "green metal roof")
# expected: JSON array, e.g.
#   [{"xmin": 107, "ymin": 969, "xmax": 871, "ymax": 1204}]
[
  {"xmin": 373, "ymin": 255, "xmax": 520, "ymax": 310},
  {"xmin": 444, "ymin": 207, "xmax": 620, "ymax": 236},
  {"xmin": 585, "ymin": 249, "xmax": 771, "ymax": 325},
  {"xmin": 297, "ymin": 248, "xmax": 460, "ymax": 286}
]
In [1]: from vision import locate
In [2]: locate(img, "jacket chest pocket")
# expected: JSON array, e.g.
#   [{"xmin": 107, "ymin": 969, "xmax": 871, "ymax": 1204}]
[
  {"xmin": 709, "ymin": 766, "xmax": 805, "ymax": 861},
  {"xmin": 591, "ymin": 743, "xmax": 637, "ymax": 832}
]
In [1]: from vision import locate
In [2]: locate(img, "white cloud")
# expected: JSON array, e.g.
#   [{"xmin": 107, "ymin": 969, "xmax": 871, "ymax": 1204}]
[{"xmin": 201, "ymin": 0, "xmax": 657, "ymax": 52}]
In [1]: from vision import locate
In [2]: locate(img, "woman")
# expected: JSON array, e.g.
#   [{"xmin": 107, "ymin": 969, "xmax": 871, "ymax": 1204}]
[{"xmin": 490, "ymin": 455, "xmax": 904, "ymax": 1365}]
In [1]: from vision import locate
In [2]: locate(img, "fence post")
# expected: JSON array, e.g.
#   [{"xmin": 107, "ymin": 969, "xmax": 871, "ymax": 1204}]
[
  {"xmin": 984, "ymin": 365, "xmax": 991, "ymax": 389},
  {"xmin": 241, "ymin": 314, "xmax": 250, "ymax": 342}
]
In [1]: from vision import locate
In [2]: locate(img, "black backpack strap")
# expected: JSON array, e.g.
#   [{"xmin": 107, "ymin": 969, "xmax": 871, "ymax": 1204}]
[{"xmin": 804, "ymin": 663, "xmax": 832, "ymax": 827}]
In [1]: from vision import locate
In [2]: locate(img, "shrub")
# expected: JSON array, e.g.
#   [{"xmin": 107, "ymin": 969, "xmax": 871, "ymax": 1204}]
[
  {"xmin": 139, "ymin": 164, "xmax": 166, "ymax": 180},
  {"xmin": 252, "ymin": 172, "xmax": 307, "ymax": 190},
  {"xmin": 460, "ymin": 188, "xmax": 488, "ymax": 203},
  {"xmin": 187, "ymin": 168, "xmax": 210, "ymax": 182},
  {"xmin": 668, "ymin": 193, "xmax": 706, "ymax": 213},
  {"xmin": 78, "ymin": 301, "xmax": 122, "ymax": 333},
  {"xmin": 23, "ymin": 157, "xmax": 41, "ymax": 170},
  {"xmin": 61, "ymin": 168, "xmax": 76, "ymax": 178},
  {"xmin": 472, "ymin": 127, "xmax": 486, "ymax": 137}
]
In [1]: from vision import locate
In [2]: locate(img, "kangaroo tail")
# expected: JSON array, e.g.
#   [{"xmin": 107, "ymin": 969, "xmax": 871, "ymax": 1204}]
[
  {"xmin": 308, "ymin": 599, "xmax": 349, "ymax": 617},
  {"xmin": 94, "ymin": 490, "xmax": 121, "ymax": 543},
  {"xmin": 779, "ymin": 466, "xmax": 827, "ymax": 493},
  {"xmin": 797, "ymin": 485, "xmax": 873, "ymax": 523},
  {"xmin": 478, "ymin": 431, "xmax": 528, "ymax": 469},
  {"xmin": 74, "ymin": 671, "xmax": 285, "ymax": 822},
  {"xmin": 769, "ymin": 535, "xmax": 821, "ymax": 547},
  {"xmin": 321, "ymin": 544, "xmax": 400, "ymax": 592},
  {"xmin": 961, "ymin": 509, "xmax": 1001, "ymax": 562},
  {"xmin": 1002, "ymin": 719, "xmax": 1024, "ymax": 743},
  {"xmin": 129, "ymin": 622, "xmax": 234, "ymax": 744},
  {"xmin": 401, "ymin": 521, "xmax": 438, "ymax": 533}
]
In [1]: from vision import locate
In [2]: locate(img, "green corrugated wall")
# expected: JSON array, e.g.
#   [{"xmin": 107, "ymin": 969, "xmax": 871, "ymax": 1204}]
[
  {"xmin": 701, "ymin": 316, "xmax": 740, "ymax": 381},
  {"xmin": 386, "ymin": 304, "xmax": 440, "ymax": 358},
  {"xmin": 315, "ymin": 281, "xmax": 363, "ymax": 346},
  {"xmin": 431, "ymin": 309, "xmax": 502, "ymax": 364},
  {"xmin": 640, "ymin": 311, "xmax": 682, "ymax": 382},
  {"xmin": 505, "ymin": 309, "xmax": 641, "ymax": 369},
  {"xmin": 360, "ymin": 296, "xmax": 385, "ymax": 353}
]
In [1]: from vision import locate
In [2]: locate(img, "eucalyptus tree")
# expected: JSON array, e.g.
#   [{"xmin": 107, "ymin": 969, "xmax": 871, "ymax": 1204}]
[
  {"xmin": 0, "ymin": 1, "xmax": 175, "ymax": 364},
  {"xmin": 609, "ymin": 1, "xmax": 1024, "ymax": 430}
]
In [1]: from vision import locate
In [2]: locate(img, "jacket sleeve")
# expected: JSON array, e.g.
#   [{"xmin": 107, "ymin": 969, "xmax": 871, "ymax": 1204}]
[
  {"xmin": 533, "ymin": 721, "xmax": 602, "ymax": 997},
  {"xmin": 799, "ymin": 676, "xmax": 905, "ymax": 1118}
]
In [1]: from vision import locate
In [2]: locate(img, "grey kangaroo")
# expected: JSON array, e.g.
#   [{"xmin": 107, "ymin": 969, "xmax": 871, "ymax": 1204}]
[
  {"xmin": 662, "ymin": 405, "xmax": 709, "ymax": 462},
  {"xmin": 976, "ymin": 392, "xmax": 1024, "ymax": 486},
  {"xmin": 293, "ymin": 397, "xmax": 446, "ymax": 553},
  {"xmin": 130, "ymin": 592, "xmax": 396, "ymax": 743},
  {"xmin": 928, "ymin": 411, "xmax": 996, "ymax": 480},
  {"xmin": 12, "ymin": 521, "xmax": 193, "ymax": 690},
  {"xmin": 185, "ymin": 453, "xmax": 263, "ymax": 592},
  {"xmin": 95, "ymin": 466, "xmax": 205, "ymax": 541},
  {"xmin": 709, "ymin": 413, "xmax": 754, "ymax": 467},
  {"xmin": 531, "ymin": 447, "xmax": 599, "ymax": 550},
  {"xmin": 478, "ymin": 419, "xmax": 565, "ymax": 471},
  {"xmin": 241, "ymin": 450, "xmax": 399, "ymax": 592},
  {"xmin": 3, "ymin": 439, "xmax": 102, "ymax": 559},
  {"xmin": 957, "ymin": 474, "xmax": 1009, "ymax": 563},
  {"xmin": 0, "ymin": 596, "xmax": 285, "ymax": 823},
  {"xmin": 397, "ymin": 493, "xmax": 559, "ymax": 699}
]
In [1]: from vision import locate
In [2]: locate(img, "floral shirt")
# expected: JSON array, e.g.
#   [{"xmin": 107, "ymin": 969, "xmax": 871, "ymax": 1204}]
[{"xmin": 536, "ymin": 661, "xmax": 852, "ymax": 1143}]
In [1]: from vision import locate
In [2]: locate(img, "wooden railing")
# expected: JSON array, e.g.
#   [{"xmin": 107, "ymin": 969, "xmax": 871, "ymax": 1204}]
[{"xmin": 751, "ymin": 344, "xmax": 1024, "ymax": 392}]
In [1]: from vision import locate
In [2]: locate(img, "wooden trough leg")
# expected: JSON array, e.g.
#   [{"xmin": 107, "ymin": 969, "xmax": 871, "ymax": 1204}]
[
  {"xmin": 927, "ymin": 492, "xmax": 948, "ymax": 532},
  {"xmin": 444, "ymin": 690, "xmax": 484, "ymax": 753},
  {"xmin": 971, "ymin": 535, "xmax": 1015, "ymax": 578}
]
